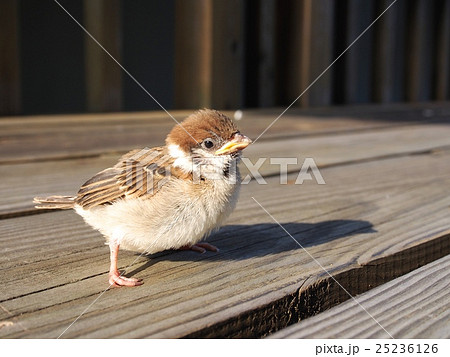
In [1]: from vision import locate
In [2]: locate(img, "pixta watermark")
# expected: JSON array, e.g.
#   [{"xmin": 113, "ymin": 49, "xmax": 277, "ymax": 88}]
[
  {"xmin": 241, "ymin": 157, "xmax": 325, "ymax": 185},
  {"xmin": 121, "ymin": 149, "xmax": 326, "ymax": 195}
]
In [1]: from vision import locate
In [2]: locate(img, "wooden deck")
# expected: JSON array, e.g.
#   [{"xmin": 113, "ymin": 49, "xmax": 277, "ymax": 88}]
[
  {"xmin": 1, "ymin": 103, "xmax": 449, "ymax": 338},
  {"xmin": 269, "ymin": 255, "xmax": 450, "ymax": 338}
]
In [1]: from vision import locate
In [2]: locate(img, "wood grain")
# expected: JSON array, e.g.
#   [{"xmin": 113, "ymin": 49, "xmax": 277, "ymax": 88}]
[
  {"xmin": 269, "ymin": 255, "xmax": 450, "ymax": 338},
  {"xmin": 1, "ymin": 151, "xmax": 449, "ymax": 338},
  {"xmin": 2, "ymin": 105, "xmax": 450, "ymax": 338}
]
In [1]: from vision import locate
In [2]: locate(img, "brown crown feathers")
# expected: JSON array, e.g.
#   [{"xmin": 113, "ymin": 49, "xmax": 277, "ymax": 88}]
[{"xmin": 165, "ymin": 109, "xmax": 239, "ymax": 152}]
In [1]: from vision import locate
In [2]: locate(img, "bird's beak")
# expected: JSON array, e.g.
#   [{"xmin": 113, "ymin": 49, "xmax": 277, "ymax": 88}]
[{"xmin": 215, "ymin": 133, "xmax": 252, "ymax": 155}]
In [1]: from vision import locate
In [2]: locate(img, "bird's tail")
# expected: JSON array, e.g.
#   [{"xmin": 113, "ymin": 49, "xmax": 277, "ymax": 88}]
[{"xmin": 33, "ymin": 195, "xmax": 76, "ymax": 209}]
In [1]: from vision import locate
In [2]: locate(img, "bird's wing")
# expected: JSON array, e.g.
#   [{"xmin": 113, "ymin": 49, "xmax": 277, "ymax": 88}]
[{"xmin": 75, "ymin": 147, "xmax": 189, "ymax": 208}]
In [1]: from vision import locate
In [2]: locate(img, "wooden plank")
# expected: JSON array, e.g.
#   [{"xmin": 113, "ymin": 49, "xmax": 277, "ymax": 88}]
[
  {"xmin": 20, "ymin": 1, "xmax": 85, "ymax": 114},
  {"xmin": 272, "ymin": 0, "xmax": 335, "ymax": 107},
  {"xmin": 211, "ymin": 0, "xmax": 245, "ymax": 109},
  {"xmin": 299, "ymin": 0, "xmax": 335, "ymax": 107},
  {"xmin": 174, "ymin": 0, "xmax": 212, "ymax": 109},
  {"xmin": 0, "ymin": 0, "xmax": 21, "ymax": 115},
  {"xmin": 373, "ymin": 0, "xmax": 406, "ymax": 102},
  {"xmin": 258, "ymin": 0, "xmax": 276, "ymax": 107},
  {"xmin": 436, "ymin": 0, "xmax": 450, "ymax": 100},
  {"xmin": 269, "ymin": 255, "xmax": 450, "ymax": 338},
  {"xmin": 0, "ymin": 156, "xmax": 117, "ymax": 218},
  {"xmin": 0, "ymin": 124, "xmax": 450, "ymax": 218},
  {"xmin": 278, "ymin": 0, "xmax": 302, "ymax": 105},
  {"xmin": 84, "ymin": 0, "xmax": 122, "ymax": 112},
  {"xmin": 174, "ymin": 0, "xmax": 245, "ymax": 109},
  {"xmin": 121, "ymin": 1, "xmax": 176, "ymax": 111},
  {"xmin": 406, "ymin": 0, "xmax": 435, "ymax": 102},
  {"xmin": 1, "ymin": 123, "xmax": 450, "ymax": 218},
  {"xmin": 2, "ymin": 103, "xmax": 450, "ymax": 164},
  {"xmin": 344, "ymin": 0, "xmax": 374, "ymax": 103},
  {"xmin": 243, "ymin": 123, "xmax": 450, "ymax": 177},
  {"xmin": 0, "ymin": 151, "xmax": 449, "ymax": 337}
]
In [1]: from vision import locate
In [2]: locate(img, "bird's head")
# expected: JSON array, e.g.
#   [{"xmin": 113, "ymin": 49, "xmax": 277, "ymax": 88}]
[{"xmin": 166, "ymin": 109, "xmax": 252, "ymax": 179}]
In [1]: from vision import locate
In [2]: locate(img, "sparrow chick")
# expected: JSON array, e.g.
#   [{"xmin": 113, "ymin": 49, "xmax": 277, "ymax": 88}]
[{"xmin": 34, "ymin": 109, "xmax": 251, "ymax": 287}]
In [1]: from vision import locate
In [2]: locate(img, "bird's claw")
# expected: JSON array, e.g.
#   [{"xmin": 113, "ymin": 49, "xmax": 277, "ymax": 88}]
[
  {"xmin": 180, "ymin": 242, "xmax": 219, "ymax": 254},
  {"xmin": 109, "ymin": 270, "xmax": 143, "ymax": 287}
]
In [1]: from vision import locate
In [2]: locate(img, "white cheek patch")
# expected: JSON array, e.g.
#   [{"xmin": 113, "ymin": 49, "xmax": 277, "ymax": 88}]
[
  {"xmin": 168, "ymin": 144, "xmax": 185, "ymax": 159},
  {"xmin": 168, "ymin": 144, "xmax": 194, "ymax": 173},
  {"xmin": 174, "ymin": 157, "xmax": 194, "ymax": 173}
]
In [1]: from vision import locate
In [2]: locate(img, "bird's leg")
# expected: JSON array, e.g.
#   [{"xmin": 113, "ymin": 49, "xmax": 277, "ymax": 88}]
[
  {"xmin": 108, "ymin": 242, "xmax": 143, "ymax": 287},
  {"xmin": 180, "ymin": 242, "xmax": 219, "ymax": 254}
]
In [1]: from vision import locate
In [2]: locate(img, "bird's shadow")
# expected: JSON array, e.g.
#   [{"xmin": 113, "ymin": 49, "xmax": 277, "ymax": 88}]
[{"xmin": 127, "ymin": 219, "xmax": 376, "ymax": 277}]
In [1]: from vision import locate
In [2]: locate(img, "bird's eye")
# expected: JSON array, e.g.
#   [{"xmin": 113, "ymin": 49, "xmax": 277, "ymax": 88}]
[{"xmin": 202, "ymin": 139, "xmax": 214, "ymax": 149}]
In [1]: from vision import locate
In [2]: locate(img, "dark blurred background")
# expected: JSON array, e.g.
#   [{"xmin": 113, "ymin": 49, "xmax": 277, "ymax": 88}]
[{"xmin": 0, "ymin": 0, "xmax": 449, "ymax": 116}]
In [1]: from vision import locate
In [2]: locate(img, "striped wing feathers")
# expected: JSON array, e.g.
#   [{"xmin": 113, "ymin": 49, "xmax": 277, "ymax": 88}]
[{"xmin": 75, "ymin": 147, "xmax": 178, "ymax": 208}]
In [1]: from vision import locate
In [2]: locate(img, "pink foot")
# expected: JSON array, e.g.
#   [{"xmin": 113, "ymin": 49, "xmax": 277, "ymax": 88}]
[
  {"xmin": 180, "ymin": 242, "xmax": 219, "ymax": 254},
  {"xmin": 109, "ymin": 270, "xmax": 143, "ymax": 287}
]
